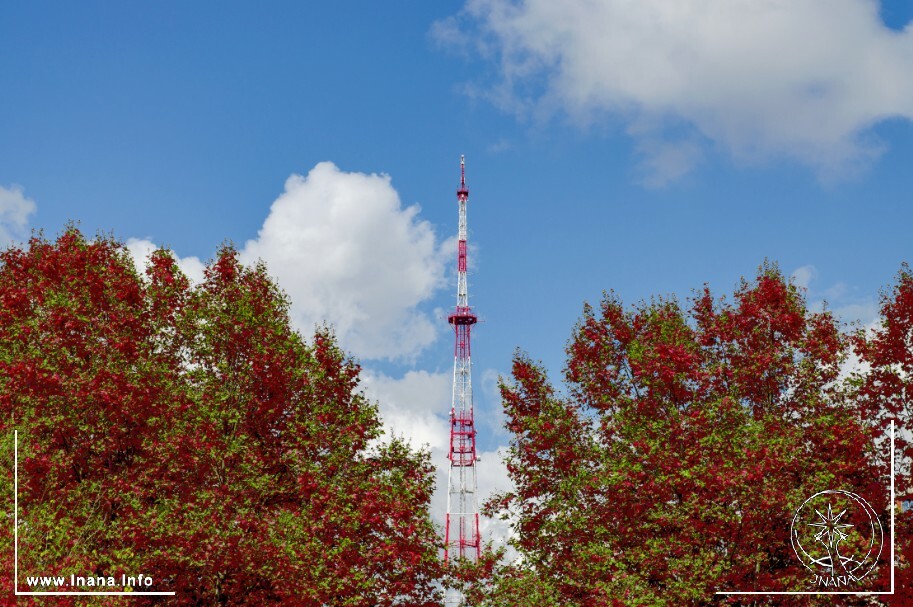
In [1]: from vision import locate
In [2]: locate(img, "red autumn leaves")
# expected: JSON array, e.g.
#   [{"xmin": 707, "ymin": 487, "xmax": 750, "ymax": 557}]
[
  {"xmin": 460, "ymin": 265, "xmax": 909, "ymax": 606},
  {"xmin": 0, "ymin": 230, "xmax": 442, "ymax": 606},
  {"xmin": 1, "ymin": 230, "xmax": 911, "ymax": 606}
]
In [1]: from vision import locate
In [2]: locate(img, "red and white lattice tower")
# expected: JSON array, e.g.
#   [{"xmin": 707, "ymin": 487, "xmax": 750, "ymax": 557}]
[{"xmin": 444, "ymin": 155, "xmax": 481, "ymax": 574}]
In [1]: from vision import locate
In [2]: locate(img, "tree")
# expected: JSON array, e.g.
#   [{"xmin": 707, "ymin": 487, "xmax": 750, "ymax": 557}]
[
  {"xmin": 469, "ymin": 266, "xmax": 886, "ymax": 606},
  {"xmin": 853, "ymin": 264, "xmax": 913, "ymax": 605},
  {"xmin": 0, "ymin": 228, "xmax": 442, "ymax": 606}
]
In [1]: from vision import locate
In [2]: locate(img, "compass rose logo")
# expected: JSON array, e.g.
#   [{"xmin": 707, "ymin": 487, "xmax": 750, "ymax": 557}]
[{"xmin": 790, "ymin": 490, "xmax": 883, "ymax": 587}]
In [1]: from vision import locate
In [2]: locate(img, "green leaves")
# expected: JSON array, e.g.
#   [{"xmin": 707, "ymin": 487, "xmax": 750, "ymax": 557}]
[
  {"xmin": 0, "ymin": 231, "xmax": 442, "ymax": 606},
  {"xmin": 474, "ymin": 266, "xmax": 884, "ymax": 606}
]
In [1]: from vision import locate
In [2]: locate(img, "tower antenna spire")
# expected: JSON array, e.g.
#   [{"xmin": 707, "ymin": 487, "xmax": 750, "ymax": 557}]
[{"xmin": 444, "ymin": 156, "xmax": 482, "ymax": 605}]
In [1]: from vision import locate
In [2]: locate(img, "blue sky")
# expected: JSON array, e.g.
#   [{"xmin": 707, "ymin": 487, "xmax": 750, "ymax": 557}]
[{"xmin": 3, "ymin": 0, "xmax": 913, "ymax": 536}]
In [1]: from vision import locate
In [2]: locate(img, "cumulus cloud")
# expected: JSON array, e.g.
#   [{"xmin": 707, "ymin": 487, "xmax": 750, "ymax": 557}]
[
  {"xmin": 361, "ymin": 369, "xmax": 452, "ymax": 450},
  {"xmin": 476, "ymin": 447, "xmax": 517, "ymax": 559},
  {"xmin": 0, "ymin": 184, "xmax": 37, "ymax": 245},
  {"xmin": 126, "ymin": 237, "xmax": 206, "ymax": 283},
  {"xmin": 439, "ymin": 0, "xmax": 913, "ymax": 183},
  {"xmin": 361, "ymin": 368, "xmax": 514, "ymax": 549},
  {"xmin": 130, "ymin": 162, "xmax": 451, "ymax": 361},
  {"xmin": 241, "ymin": 162, "xmax": 450, "ymax": 360},
  {"xmin": 126, "ymin": 161, "xmax": 511, "ymax": 543},
  {"xmin": 428, "ymin": 445, "xmax": 515, "ymax": 553}
]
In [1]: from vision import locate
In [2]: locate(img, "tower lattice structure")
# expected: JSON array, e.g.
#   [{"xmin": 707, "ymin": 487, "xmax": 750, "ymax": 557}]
[{"xmin": 444, "ymin": 156, "xmax": 481, "ymax": 573}]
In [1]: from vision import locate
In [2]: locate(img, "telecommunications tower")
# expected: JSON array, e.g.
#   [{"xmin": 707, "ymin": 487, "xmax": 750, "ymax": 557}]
[{"xmin": 444, "ymin": 156, "xmax": 481, "ymax": 571}]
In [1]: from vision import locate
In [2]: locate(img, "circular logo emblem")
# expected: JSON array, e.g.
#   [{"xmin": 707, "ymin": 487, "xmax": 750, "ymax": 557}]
[{"xmin": 791, "ymin": 490, "xmax": 883, "ymax": 584}]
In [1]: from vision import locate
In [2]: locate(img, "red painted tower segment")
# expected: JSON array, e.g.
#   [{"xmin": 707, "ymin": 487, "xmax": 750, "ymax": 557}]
[{"xmin": 444, "ymin": 155, "xmax": 481, "ymax": 570}]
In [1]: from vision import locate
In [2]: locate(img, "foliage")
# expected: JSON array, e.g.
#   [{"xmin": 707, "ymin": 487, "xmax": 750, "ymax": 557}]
[
  {"xmin": 853, "ymin": 263, "xmax": 913, "ymax": 605},
  {"xmin": 0, "ymin": 229, "xmax": 442, "ymax": 606},
  {"xmin": 471, "ymin": 265, "xmax": 887, "ymax": 606}
]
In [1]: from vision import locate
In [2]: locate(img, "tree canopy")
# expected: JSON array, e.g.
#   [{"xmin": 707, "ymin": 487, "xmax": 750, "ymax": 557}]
[
  {"xmin": 853, "ymin": 264, "xmax": 913, "ymax": 605},
  {"xmin": 462, "ymin": 266, "xmax": 899, "ymax": 606},
  {"xmin": 3, "ymin": 229, "xmax": 909, "ymax": 607},
  {"xmin": 0, "ymin": 229, "xmax": 442, "ymax": 606}
]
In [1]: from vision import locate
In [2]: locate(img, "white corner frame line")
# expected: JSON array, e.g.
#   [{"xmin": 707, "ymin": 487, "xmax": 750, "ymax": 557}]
[
  {"xmin": 13, "ymin": 430, "xmax": 176, "ymax": 596},
  {"xmin": 715, "ymin": 419, "xmax": 896, "ymax": 596}
]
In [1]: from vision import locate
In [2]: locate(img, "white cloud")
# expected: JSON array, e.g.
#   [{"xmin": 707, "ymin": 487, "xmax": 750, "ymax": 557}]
[
  {"xmin": 361, "ymin": 369, "xmax": 452, "ymax": 451},
  {"xmin": 477, "ymin": 447, "xmax": 517, "ymax": 560},
  {"xmin": 361, "ymin": 368, "xmax": 514, "ymax": 550},
  {"xmin": 129, "ymin": 162, "xmax": 451, "ymax": 361},
  {"xmin": 0, "ymin": 184, "xmax": 37, "ymax": 245},
  {"xmin": 428, "ymin": 445, "xmax": 515, "ymax": 554},
  {"xmin": 787, "ymin": 264, "xmax": 885, "ymax": 386},
  {"xmin": 791, "ymin": 264, "xmax": 818, "ymax": 290},
  {"xmin": 830, "ymin": 300, "xmax": 880, "ymax": 327},
  {"xmin": 241, "ymin": 162, "xmax": 449, "ymax": 360},
  {"xmin": 441, "ymin": 0, "xmax": 913, "ymax": 183},
  {"xmin": 126, "ymin": 237, "xmax": 206, "ymax": 284},
  {"xmin": 125, "ymin": 161, "xmax": 514, "ymax": 544},
  {"xmin": 634, "ymin": 136, "xmax": 704, "ymax": 188},
  {"xmin": 790, "ymin": 263, "xmax": 880, "ymax": 328},
  {"xmin": 360, "ymin": 368, "xmax": 457, "ymax": 532}
]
